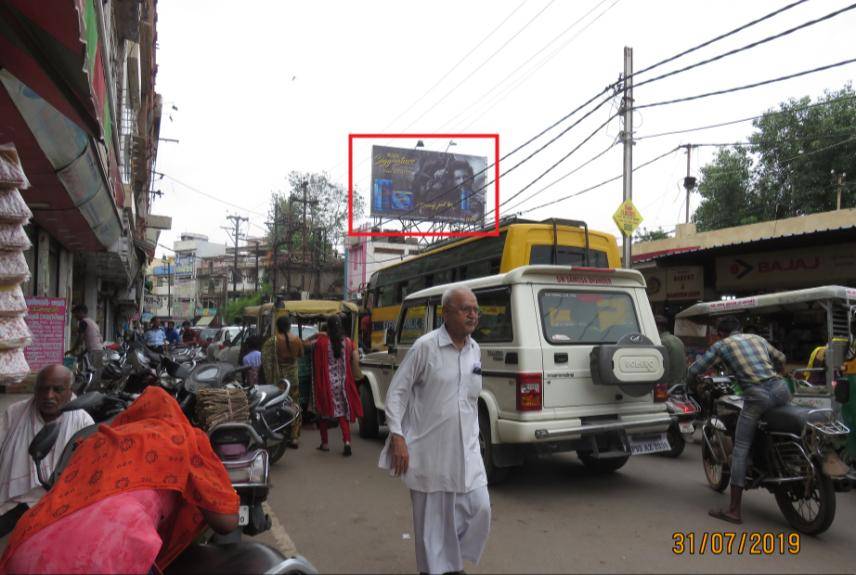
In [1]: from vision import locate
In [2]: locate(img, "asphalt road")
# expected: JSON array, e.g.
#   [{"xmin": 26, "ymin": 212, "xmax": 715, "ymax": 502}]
[{"xmin": 265, "ymin": 427, "xmax": 855, "ymax": 574}]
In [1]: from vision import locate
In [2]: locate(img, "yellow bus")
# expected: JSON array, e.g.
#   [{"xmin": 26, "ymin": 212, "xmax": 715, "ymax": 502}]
[{"xmin": 362, "ymin": 218, "xmax": 621, "ymax": 349}]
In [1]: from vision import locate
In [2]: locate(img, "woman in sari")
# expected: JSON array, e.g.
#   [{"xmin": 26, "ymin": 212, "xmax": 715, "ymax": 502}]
[
  {"xmin": 262, "ymin": 315, "xmax": 304, "ymax": 448},
  {"xmin": 313, "ymin": 314, "xmax": 363, "ymax": 456},
  {"xmin": 0, "ymin": 386, "xmax": 238, "ymax": 574}
]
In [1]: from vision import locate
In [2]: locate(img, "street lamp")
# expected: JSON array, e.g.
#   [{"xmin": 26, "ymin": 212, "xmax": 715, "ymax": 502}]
[
  {"xmin": 444, "ymin": 140, "xmax": 457, "ymax": 153},
  {"xmin": 162, "ymin": 255, "xmax": 172, "ymax": 318}
]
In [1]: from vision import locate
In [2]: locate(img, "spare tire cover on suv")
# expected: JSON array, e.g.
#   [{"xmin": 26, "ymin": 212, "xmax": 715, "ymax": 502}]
[{"xmin": 589, "ymin": 333, "xmax": 667, "ymax": 397}]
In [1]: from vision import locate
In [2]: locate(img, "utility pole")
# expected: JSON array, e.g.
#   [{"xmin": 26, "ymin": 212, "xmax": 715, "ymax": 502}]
[
  {"xmin": 832, "ymin": 170, "xmax": 846, "ymax": 210},
  {"xmin": 683, "ymin": 145, "xmax": 697, "ymax": 223},
  {"xmin": 621, "ymin": 46, "xmax": 634, "ymax": 268},
  {"xmin": 252, "ymin": 239, "xmax": 260, "ymax": 293},
  {"xmin": 290, "ymin": 181, "xmax": 318, "ymax": 293},
  {"xmin": 271, "ymin": 200, "xmax": 279, "ymax": 300},
  {"xmin": 225, "ymin": 214, "xmax": 248, "ymax": 301}
]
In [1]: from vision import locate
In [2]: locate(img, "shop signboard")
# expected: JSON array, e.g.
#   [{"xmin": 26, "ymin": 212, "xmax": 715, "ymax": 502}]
[
  {"xmin": 665, "ymin": 266, "xmax": 704, "ymax": 300},
  {"xmin": 716, "ymin": 243, "xmax": 856, "ymax": 291},
  {"xmin": 370, "ymin": 145, "xmax": 487, "ymax": 223},
  {"xmin": 23, "ymin": 297, "xmax": 66, "ymax": 372}
]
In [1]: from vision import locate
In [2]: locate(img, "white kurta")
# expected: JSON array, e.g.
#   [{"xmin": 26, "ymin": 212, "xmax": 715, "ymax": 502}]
[
  {"xmin": 0, "ymin": 397, "xmax": 94, "ymax": 514},
  {"xmin": 379, "ymin": 325, "xmax": 487, "ymax": 493},
  {"xmin": 379, "ymin": 326, "xmax": 491, "ymax": 574}
]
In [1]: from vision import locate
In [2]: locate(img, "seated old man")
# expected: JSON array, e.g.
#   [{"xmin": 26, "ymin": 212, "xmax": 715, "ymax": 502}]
[{"xmin": 0, "ymin": 365, "xmax": 94, "ymax": 537}]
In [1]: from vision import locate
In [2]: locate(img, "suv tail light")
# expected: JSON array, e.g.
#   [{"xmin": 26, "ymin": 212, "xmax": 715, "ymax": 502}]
[
  {"xmin": 654, "ymin": 383, "xmax": 668, "ymax": 402},
  {"xmin": 516, "ymin": 373, "xmax": 542, "ymax": 412}
]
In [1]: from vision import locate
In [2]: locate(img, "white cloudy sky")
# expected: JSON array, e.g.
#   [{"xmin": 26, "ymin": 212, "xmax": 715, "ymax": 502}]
[{"xmin": 152, "ymin": 0, "xmax": 855, "ymax": 256}]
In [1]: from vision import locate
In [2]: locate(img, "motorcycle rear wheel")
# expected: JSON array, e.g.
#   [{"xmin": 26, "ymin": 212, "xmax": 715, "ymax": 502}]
[
  {"xmin": 268, "ymin": 441, "xmax": 288, "ymax": 464},
  {"xmin": 774, "ymin": 466, "xmax": 836, "ymax": 535},
  {"xmin": 702, "ymin": 439, "xmax": 730, "ymax": 492}
]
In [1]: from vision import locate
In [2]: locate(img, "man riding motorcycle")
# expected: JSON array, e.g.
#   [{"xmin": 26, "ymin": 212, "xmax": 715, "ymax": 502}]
[{"xmin": 687, "ymin": 315, "xmax": 791, "ymax": 525}]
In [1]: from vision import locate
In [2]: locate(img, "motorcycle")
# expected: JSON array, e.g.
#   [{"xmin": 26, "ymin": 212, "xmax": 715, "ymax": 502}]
[
  {"xmin": 28, "ymin": 394, "xmax": 317, "ymax": 574},
  {"xmin": 170, "ymin": 362, "xmax": 299, "ymax": 465},
  {"xmin": 658, "ymin": 383, "xmax": 701, "ymax": 458},
  {"xmin": 697, "ymin": 375, "xmax": 850, "ymax": 534}
]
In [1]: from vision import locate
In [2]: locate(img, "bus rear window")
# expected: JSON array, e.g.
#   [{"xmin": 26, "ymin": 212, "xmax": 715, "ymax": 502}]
[
  {"xmin": 538, "ymin": 290, "xmax": 639, "ymax": 344},
  {"xmin": 530, "ymin": 245, "xmax": 608, "ymax": 267}
]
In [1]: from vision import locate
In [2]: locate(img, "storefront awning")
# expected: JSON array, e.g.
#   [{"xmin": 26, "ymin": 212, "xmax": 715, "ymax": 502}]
[{"xmin": 0, "ymin": 0, "xmax": 107, "ymax": 138}]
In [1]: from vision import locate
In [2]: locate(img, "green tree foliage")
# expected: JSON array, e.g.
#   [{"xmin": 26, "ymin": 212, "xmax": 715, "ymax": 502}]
[
  {"xmin": 693, "ymin": 85, "xmax": 856, "ymax": 231},
  {"xmin": 267, "ymin": 172, "xmax": 365, "ymax": 258},
  {"xmin": 634, "ymin": 227, "xmax": 671, "ymax": 242}
]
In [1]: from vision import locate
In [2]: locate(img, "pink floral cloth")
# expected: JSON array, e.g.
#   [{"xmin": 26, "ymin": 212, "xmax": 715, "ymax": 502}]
[{"xmin": 5, "ymin": 489, "xmax": 179, "ymax": 574}]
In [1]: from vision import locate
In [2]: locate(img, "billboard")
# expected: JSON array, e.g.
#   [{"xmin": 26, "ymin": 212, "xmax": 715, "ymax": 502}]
[{"xmin": 370, "ymin": 145, "xmax": 487, "ymax": 223}]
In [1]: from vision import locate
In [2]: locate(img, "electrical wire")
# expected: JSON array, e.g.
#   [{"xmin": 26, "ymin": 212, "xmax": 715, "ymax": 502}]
[
  {"xmin": 515, "ymin": 146, "xmax": 680, "ymax": 215},
  {"xmin": 366, "ymin": 1, "xmax": 830, "ymax": 231},
  {"xmin": 636, "ymin": 57, "xmax": 856, "ymax": 111},
  {"xmin": 634, "ymin": 2, "xmax": 856, "ymax": 92},
  {"xmin": 400, "ymin": 0, "xmax": 558, "ymax": 132},
  {"xmin": 162, "ymin": 174, "xmax": 267, "ymax": 217},
  {"xmin": 439, "ymin": 0, "xmax": 620, "ymax": 132},
  {"xmin": 636, "ymin": 94, "xmax": 856, "ymax": 140},
  {"xmin": 500, "ymin": 139, "xmax": 620, "ymax": 215}
]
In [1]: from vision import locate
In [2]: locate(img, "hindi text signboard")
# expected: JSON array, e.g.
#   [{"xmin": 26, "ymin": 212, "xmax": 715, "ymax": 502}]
[{"xmin": 24, "ymin": 297, "xmax": 66, "ymax": 373}]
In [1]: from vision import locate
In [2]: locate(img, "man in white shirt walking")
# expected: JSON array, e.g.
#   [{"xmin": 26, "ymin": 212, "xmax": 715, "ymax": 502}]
[{"xmin": 379, "ymin": 286, "xmax": 490, "ymax": 575}]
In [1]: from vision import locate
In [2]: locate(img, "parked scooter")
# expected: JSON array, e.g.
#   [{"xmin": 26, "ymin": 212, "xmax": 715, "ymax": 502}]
[
  {"xmin": 246, "ymin": 380, "xmax": 300, "ymax": 464},
  {"xmin": 696, "ymin": 374, "xmax": 850, "ymax": 534},
  {"xmin": 27, "ymin": 395, "xmax": 317, "ymax": 574}
]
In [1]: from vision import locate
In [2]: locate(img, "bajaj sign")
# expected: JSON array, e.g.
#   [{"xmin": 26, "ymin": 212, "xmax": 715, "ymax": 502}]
[
  {"xmin": 370, "ymin": 145, "xmax": 487, "ymax": 223},
  {"xmin": 716, "ymin": 243, "xmax": 856, "ymax": 290}
]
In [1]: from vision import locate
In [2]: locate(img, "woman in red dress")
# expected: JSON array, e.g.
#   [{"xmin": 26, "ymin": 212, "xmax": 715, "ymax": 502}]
[{"xmin": 313, "ymin": 314, "xmax": 363, "ymax": 456}]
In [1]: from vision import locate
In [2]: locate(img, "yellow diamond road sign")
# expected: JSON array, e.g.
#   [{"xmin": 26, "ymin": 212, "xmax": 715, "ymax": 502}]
[{"xmin": 613, "ymin": 199, "xmax": 643, "ymax": 237}]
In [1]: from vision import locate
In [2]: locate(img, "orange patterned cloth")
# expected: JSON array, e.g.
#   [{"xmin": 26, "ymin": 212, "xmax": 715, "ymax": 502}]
[{"xmin": 0, "ymin": 386, "xmax": 239, "ymax": 572}]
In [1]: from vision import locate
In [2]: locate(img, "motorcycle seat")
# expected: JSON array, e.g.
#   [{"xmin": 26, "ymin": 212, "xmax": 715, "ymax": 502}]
[
  {"xmin": 164, "ymin": 541, "xmax": 286, "ymax": 575},
  {"xmin": 761, "ymin": 405, "xmax": 829, "ymax": 434}
]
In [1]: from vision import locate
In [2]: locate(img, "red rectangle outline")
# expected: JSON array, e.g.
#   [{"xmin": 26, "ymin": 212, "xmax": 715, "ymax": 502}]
[{"xmin": 348, "ymin": 134, "xmax": 500, "ymax": 238}]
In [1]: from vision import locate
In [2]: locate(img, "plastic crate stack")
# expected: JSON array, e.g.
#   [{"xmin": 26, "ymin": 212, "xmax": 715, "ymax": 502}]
[{"xmin": 0, "ymin": 143, "xmax": 33, "ymax": 387}]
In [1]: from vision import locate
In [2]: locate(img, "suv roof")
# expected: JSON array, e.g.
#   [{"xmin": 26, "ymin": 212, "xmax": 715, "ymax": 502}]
[{"xmin": 407, "ymin": 265, "xmax": 646, "ymax": 301}]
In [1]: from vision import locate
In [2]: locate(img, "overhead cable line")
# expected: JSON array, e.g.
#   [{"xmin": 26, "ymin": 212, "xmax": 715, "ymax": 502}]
[
  {"xmin": 636, "ymin": 57, "xmax": 856, "ymax": 111},
  {"xmin": 440, "ymin": 0, "xmax": 620, "ymax": 132},
  {"xmin": 635, "ymin": 94, "xmax": 856, "ymax": 140},
  {"xmin": 633, "ymin": 2, "xmax": 856, "ymax": 91},
  {"xmin": 515, "ymin": 147, "xmax": 680, "ymax": 215},
  {"xmin": 633, "ymin": 0, "xmax": 810, "ymax": 77},
  {"xmin": 324, "ymin": 2, "xmax": 527, "ymax": 179},
  {"xmin": 401, "ymin": 0, "xmax": 557, "ymax": 132},
  {"xmin": 162, "ymin": 174, "xmax": 267, "ymax": 218},
  {"xmin": 363, "ymin": 0, "xmax": 820, "ymax": 231},
  {"xmin": 501, "ymin": 140, "xmax": 620, "ymax": 215}
]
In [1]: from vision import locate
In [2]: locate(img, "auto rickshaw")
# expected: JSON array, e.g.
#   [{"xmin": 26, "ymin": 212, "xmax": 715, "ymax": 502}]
[{"xmin": 675, "ymin": 285, "xmax": 856, "ymax": 478}]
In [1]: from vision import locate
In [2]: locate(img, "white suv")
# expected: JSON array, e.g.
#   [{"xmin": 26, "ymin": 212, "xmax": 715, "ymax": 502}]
[{"xmin": 358, "ymin": 265, "xmax": 672, "ymax": 483}]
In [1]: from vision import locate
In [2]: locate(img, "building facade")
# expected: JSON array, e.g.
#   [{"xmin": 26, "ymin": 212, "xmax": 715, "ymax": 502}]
[
  {"xmin": 345, "ymin": 232, "xmax": 420, "ymax": 301},
  {"xmin": 1, "ymin": 0, "xmax": 169, "ymax": 351}
]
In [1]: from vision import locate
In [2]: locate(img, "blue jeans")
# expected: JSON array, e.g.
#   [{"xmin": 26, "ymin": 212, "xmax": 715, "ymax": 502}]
[{"xmin": 730, "ymin": 378, "xmax": 791, "ymax": 488}]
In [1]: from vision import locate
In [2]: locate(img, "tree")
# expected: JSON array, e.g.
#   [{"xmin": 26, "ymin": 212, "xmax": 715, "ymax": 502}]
[
  {"xmin": 634, "ymin": 227, "xmax": 670, "ymax": 242},
  {"xmin": 266, "ymin": 172, "xmax": 365, "ymax": 292},
  {"xmin": 692, "ymin": 84, "xmax": 856, "ymax": 231}
]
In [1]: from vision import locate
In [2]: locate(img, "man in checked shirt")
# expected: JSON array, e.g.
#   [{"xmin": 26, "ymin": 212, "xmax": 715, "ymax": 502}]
[{"xmin": 688, "ymin": 315, "xmax": 791, "ymax": 525}]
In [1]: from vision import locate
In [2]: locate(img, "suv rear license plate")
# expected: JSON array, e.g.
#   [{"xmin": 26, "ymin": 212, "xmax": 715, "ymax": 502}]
[
  {"xmin": 238, "ymin": 505, "xmax": 249, "ymax": 526},
  {"xmin": 629, "ymin": 432, "xmax": 670, "ymax": 455}
]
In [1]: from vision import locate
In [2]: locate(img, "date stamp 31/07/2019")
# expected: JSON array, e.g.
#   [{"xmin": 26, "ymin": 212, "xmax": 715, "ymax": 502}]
[{"xmin": 672, "ymin": 531, "xmax": 800, "ymax": 556}]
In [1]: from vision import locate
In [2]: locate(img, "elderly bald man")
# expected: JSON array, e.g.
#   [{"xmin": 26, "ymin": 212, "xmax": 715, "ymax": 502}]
[
  {"xmin": 0, "ymin": 365, "xmax": 94, "ymax": 536},
  {"xmin": 379, "ymin": 286, "xmax": 491, "ymax": 575}
]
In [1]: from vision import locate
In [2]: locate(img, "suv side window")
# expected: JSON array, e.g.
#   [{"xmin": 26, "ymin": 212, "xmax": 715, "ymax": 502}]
[
  {"xmin": 398, "ymin": 302, "xmax": 427, "ymax": 345},
  {"xmin": 431, "ymin": 288, "xmax": 513, "ymax": 343}
]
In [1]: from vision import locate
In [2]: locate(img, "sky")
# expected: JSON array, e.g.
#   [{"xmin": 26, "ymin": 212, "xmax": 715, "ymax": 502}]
[{"xmin": 152, "ymin": 0, "xmax": 855, "ymax": 258}]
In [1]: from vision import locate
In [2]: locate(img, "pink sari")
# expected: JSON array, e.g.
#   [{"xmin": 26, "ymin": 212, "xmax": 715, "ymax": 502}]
[{"xmin": 5, "ymin": 489, "xmax": 178, "ymax": 574}]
